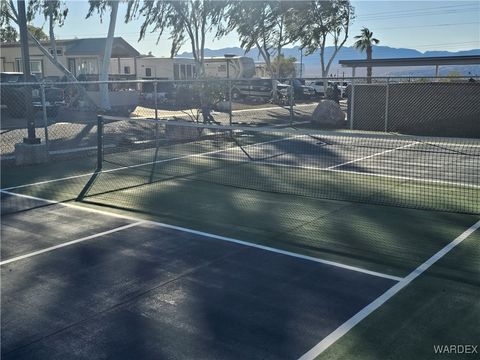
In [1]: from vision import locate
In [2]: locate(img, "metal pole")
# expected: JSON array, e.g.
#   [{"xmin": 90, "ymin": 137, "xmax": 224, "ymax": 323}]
[
  {"xmin": 289, "ymin": 78, "xmax": 294, "ymax": 125},
  {"xmin": 384, "ymin": 78, "xmax": 390, "ymax": 132},
  {"xmin": 18, "ymin": 0, "xmax": 40, "ymax": 144},
  {"xmin": 76, "ymin": 114, "xmax": 104, "ymax": 201},
  {"xmin": 300, "ymin": 49, "xmax": 303, "ymax": 78},
  {"xmin": 40, "ymin": 84, "xmax": 49, "ymax": 150},
  {"xmin": 227, "ymin": 60, "xmax": 232, "ymax": 126},
  {"xmin": 154, "ymin": 82, "xmax": 158, "ymax": 121},
  {"xmin": 350, "ymin": 68, "xmax": 356, "ymax": 130},
  {"xmin": 97, "ymin": 115, "xmax": 104, "ymax": 171}
]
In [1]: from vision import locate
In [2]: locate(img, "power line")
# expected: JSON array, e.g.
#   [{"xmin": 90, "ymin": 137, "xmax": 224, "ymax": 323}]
[
  {"xmin": 358, "ymin": 8, "xmax": 479, "ymax": 21},
  {"xmin": 355, "ymin": 3, "xmax": 476, "ymax": 17},
  {"xmin": 363, "ymin": 21, "xmax": 480, "ymax": 31}
]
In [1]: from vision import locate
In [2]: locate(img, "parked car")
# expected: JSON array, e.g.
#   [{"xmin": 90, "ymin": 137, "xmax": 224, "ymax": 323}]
[
  {"xmin": 305, "ymin": 80, "xmax": 349, "ymax": 98},
  {"xmin": 231, "ymin": 79, "xmax": 290, "ymax": 102},
  {"xmin": 285, "ymin": 79, "xmax": 315, "ymax": 99},
  {"xmin": 305, "ymin": 80, "xmax": 334, "ymax": 97},
  {"xmin": 0, "ymin": 72, "xmax": 65, "ymax": 118}
]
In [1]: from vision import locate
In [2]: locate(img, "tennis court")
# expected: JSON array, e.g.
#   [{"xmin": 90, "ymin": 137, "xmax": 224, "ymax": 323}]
[{"xmin": 1, "ymin": 118, "xmax": 479, "ymax": 359}]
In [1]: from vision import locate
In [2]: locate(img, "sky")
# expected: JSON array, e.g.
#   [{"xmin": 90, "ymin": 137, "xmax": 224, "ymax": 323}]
[{"xmin": 27, "ymin": 0, "xmax": 480, "ymax": 57}]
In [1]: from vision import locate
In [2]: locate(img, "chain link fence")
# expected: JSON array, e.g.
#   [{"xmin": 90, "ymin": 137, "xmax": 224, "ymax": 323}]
[
  {"xmin": 2, "ymin": 76, "xmax": 479, "ymax": 164},
  {"xmin": 347, "ymin": 76, "xmax": 480, "ymax": 137}
]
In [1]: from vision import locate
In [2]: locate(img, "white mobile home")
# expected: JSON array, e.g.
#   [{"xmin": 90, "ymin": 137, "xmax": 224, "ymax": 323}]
[
  {"xmin": 0, "ymin": 37, "xmax": 139, "ymax": 81},
  {"xmin": 136, "ymin": 57, "xmax": 197, "ymax": 80},
  {"xmin": 203, "ymin": 56, "xmax": 255, "ymax": 79}
]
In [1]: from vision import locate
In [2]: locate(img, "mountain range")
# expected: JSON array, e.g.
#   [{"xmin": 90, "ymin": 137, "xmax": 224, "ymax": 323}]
[{"xmin": 179, "ymin": 45, "xmax": 480, "ymax": 77}]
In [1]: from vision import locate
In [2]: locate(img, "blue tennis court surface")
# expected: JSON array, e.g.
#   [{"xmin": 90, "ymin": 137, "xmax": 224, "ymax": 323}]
[{"xmin": 1, "ymin": 192, "xmax": 397, "ymax": 360}]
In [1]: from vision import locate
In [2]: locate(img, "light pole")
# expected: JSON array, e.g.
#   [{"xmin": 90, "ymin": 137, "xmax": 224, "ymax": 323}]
[{"xmin": 224, "ymin": 54, "xmax": 235, "ymax": 125}]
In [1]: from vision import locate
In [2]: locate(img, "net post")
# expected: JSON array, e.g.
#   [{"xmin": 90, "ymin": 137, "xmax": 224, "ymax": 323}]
[
  {"xmin": 76, "ymin": 114, "xmax": 103, "ymax": 201},
  {"xmin": 97, "ymin": 115, "xmax": 104, "ymax": 171}
]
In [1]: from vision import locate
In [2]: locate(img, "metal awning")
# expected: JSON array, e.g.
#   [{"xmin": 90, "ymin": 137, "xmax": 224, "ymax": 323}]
[{"xmin": 339, "ymin": 55, "xmax": 480, "ymax": 68}]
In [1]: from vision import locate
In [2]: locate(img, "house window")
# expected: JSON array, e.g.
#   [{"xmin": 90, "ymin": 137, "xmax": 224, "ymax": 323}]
[
  {"xmin": 180, "ymin": 64, "xmax": 186, "ymax": 80},
  {"xmin": 77, "ymin": 58, "xmax": 98, "ymax": 75},
  {"xmin": 15, "ymin": 59, "xmax": 43, "ymax": 77},
  {"xmin": 49, "ymin": 48, "xmax": 63, "ymax": 56},
  {"xmin": 124, "ymin": 66, "xmax": 131, "ymax": 74},
  {"xmin": 145, "ymin": 67, "xmax": 152, "ymax": 77},
  {"xmin": 186, "ymin": 65, "xmax": 192, "ymax": 79},
  {"xmin": 173, "ymin": 64, "xmax": 179, "ymax": 80}
]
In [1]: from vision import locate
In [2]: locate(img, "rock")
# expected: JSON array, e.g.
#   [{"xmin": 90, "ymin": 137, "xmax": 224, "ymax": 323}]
[{"xmin": 311, "ymin": 100, "xmax": 345, "ymax": 126}]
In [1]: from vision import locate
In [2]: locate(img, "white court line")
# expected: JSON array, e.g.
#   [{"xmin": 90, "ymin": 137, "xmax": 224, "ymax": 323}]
[
  {"xmin": 0, "ymin": 190, "xmax": 401, "ymax": 281},
  {"xmin": 0, "ymin": 221, "xmax": 145, "ymax": 266},
  {"xmin": 330, "ymin": 169, "xmax": 480, "ymax": 189},
  {"xmin": 327, "ymin": 142, "xmax": 419, "ymax": 170},
  {"xmin": 2, "ymin": 172, "xmax": 95, "ymax": 191},
  {"xmin": 1, "ymin": 134, "xmax": 300, "ymax": 192},
  {"xmin": 361, "ymin": 159, "xmax": 444, "ymax": 168},
  {"xmin": 198, "ymin": 154, "xmax": 480, "ymax": 189},
  {"xmin": 298, "ymin": 218, "xmax": 480, "ymax": 360}
]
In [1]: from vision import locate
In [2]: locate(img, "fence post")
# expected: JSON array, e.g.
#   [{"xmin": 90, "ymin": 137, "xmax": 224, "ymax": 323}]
[
  {"xmin": 154, "ymin": 82, "xmax": 158, "ymax": 121},
  {"xmin": 384, "ymin": 77, "xmax": 390, "ymax": 132},
  {"xmin": 350, "ymin": 69, "xmax": 356, "ymax": 129},
  {"xmin": 289, "ymin": 78, "xmax": 294, "ymax": 125},
  {"xmin": 229, "ymin": 79, "xmax": 232, "ymax": 126},
  {"xmin": 40, "ymin": 84, "xmax": 49, "ymax": 151},
  {"xmin": 97, "ymin": 115, "xmax": 104, "ymax": 171}
]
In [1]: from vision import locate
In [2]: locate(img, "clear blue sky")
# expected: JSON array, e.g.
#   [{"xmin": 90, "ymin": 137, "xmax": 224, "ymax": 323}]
[{"xmin": 28, "ymin": 0, "xmax": 480, "ymax": 57}]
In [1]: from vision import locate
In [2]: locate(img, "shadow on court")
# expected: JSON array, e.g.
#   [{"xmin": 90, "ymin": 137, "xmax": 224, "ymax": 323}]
[{"xmin": 1, "ymin": 192, "xmax": 395, "ymax": 360}]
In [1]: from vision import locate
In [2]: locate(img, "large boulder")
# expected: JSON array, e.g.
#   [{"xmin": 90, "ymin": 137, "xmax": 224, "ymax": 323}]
[{"xmin": 311, "ymin": 100, "xmax": 345, "ymax": 126}]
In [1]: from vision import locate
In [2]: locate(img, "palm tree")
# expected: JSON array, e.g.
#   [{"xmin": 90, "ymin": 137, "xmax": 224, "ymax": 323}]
[{"xmin": 353, "ymin": 27, "xmax": 379, "ymax": 83}]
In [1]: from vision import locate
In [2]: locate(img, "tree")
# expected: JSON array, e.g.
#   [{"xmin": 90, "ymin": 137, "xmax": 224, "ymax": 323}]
[
  {"xmin": 0, "ymin": 24, "xmax": 18, "ymax": 42},
  {"xmin": 271, "ymin": 54, "xmax": 296, "ymax": 78},
  {"xmin": 87, "ymin": 0, "xmax": 119, "ymax": 111},
  {"xmin": 224, "ymin": 1, "xmax": 298, "ymax": 79},
  {"xmin": 353, "ymin": 27, "xmax": 379, "ymax": 83},
  {"xmin": 26, "ymin": 24, "xmax": 48, "ymax": 41},
  {"xmin": 223, "ymin": 1, "xmax": 299, "ymax": 102},
  {"xmin": 1, "ymin": 0, "xmax": 97, "ymax": 108},
  {"xmin": 126, "ymin": 0, "xmax": 226, "ymax": 76},
  {"xmin": 28, "ymin": 0, "xmax": 68, "ymax": 62},
  {"xmin": 290, "ymin": 0, "xmax": 354, "ymax": 91}
]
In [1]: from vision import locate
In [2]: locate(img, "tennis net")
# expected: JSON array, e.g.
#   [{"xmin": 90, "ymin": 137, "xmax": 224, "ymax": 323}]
[{"xmin": 79, "ymin": 116, "xmax": 480, "ymax": 214}]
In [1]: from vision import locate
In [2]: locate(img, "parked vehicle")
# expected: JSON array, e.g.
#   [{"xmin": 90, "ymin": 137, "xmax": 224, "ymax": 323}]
[
  {"xmin": 231, "ymin": 79, "xmax": 290, "ymax": 103},
  {"xmin": 333, "ymin": 81, "xmax": 349, "ymax": 98},
  {"xmin": 203, "ymin": 56, "xmax": 256, "ymax": 79},
  {"xmin": 0, "ymin": 72, "xmax": 65, "ymax": 118},
  {"xmin": 305, "ymin": 80, "xmax": 349, "ymax": 98},
  {"xmin": 305, "ymin": 80, "xmax": 334, "ymax": 97},
  {"xmin": 285, "ymin": 79, "xmax": 315, "ymax": 99}
]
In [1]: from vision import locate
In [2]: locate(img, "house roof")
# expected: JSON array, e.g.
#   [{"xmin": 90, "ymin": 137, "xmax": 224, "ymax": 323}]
[
  {"xmin": 1, "ymin": 37, "xmax": 140, "ymax": 58},
  {"xmin": 339, "ymin": 55, "xmax": 480, "ymax": 68},
  {"xmin": 64, "ymin": 37, "xmax": 140, "ymax": 57}
]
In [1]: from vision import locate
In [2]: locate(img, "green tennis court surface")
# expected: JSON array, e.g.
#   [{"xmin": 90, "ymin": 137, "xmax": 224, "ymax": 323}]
[{"xmin": 1, "ymin": 121, "xmax": 479, "ymax": 359}]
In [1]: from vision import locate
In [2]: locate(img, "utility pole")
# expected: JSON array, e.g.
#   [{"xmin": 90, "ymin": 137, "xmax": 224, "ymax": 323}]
[
  {"xmin": 17, "ymin": 0, "xmax": 40, "ymax": 144},
  {"xmin": 299, "ymin": 48, "xmax": 303, "ymax": 78}
]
